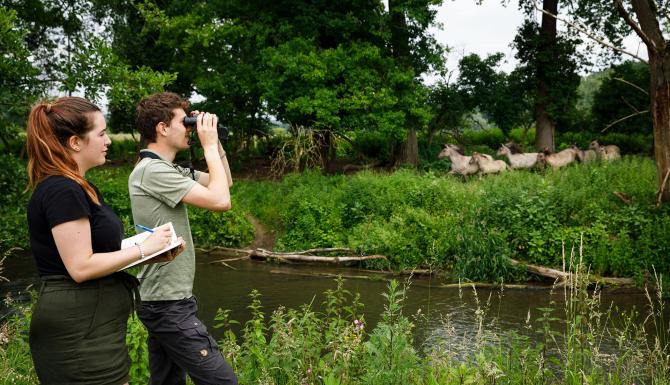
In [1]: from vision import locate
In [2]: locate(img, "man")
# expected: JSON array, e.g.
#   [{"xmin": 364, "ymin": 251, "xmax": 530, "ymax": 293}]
[{"xmin": 129, "ymin": 92, "xmax": 237, "ymax": 385}]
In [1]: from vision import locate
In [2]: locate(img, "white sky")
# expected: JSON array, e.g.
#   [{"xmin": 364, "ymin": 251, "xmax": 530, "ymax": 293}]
[{"xmin": 426, "ymin": 0, "xmax": 648, "ymax": 83}]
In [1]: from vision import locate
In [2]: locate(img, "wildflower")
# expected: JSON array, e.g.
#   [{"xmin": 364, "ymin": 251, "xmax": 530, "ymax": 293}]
[{"xmin": 353, "ymin": 319, "xmax": 365, "ymax": 332}]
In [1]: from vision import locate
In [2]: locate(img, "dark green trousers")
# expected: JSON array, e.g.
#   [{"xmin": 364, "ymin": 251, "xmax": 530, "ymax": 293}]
[{"xmin": 29, "ymin": 273, "xmax": 137, "ymax": 385}]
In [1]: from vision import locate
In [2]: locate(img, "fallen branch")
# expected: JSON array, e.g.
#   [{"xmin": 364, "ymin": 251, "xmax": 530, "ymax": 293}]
[
  {"xmin": 613, "ymin": 191, "xmax": 632, "ymax": 205},
  {"xmin": 509, "ymin": 258, "xmax": 634, "ymax": 286},
  {"xmin": 251, "ymin": 248, "xmax": 386, "ymax": 263},
  {"xmin": 272, "ymin": 247, "xmax": 354, "ymax": 256},
  {"xmin": 206, "ymin": 247, "xmax": 386, "ymax": 264},
  {"xmin": 203, "ymin": 246, "xmax": 634, "ymax": 286},
  {"xmin": 197, "ymin": 246, "xmax": 251, "ymax": 255},
  {"xmin": 209, "ymin": 256, "xmax": 251, "ymax": 264}
]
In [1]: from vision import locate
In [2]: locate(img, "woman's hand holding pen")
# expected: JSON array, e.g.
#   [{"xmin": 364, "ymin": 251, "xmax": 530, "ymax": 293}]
[{"xmin": 140, "ymin": 224, "xmax": 175, "ymax": 256}]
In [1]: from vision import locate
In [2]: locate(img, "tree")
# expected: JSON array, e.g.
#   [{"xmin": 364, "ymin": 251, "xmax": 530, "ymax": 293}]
[
  {"xmin": 3, "ymin": 0, "xmax": 99, "ymax": 94},
  {"xmin": 533, "ymin": 0, "xmax": 559, "ymax": 151},
  {"xmin": 0, "ymin": 7, "xmax": 41, "ymax": 149},
  {"xmin": 124, "ymin": 0, "xmax": 444, "ymax": 167},
  {"xmin": 387, "ymin": 0, "xmax": 445, "ymax": 167},
  {"xmin": 542, "ymin": 0, "xmax": 670, "ymax": 201},
  {"xmin": 426, "ymin": 81, "xmax": 468, "ymax": 146},
  {"xmin": 591, "ymin": 60, "xmax": 651, "ymax": 135},
  {"xmin": 2, "ymin": 0, "xmax": 176, "ymax": 135},
  {"xmin": 457, "ymin": 53, "xmax": 526, "ymax": 136},
  {"xmin": 511, "ymin": 15, "xmax": 583, "ymax": 151}
]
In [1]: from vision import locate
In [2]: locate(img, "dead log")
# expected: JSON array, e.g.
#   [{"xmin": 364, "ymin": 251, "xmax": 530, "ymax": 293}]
[
  {"xmin": 204, "ymin": 246, "xmax": 634, "ymax": 286},
  {"xmin": 509, "ymin": 258, "xmax": 634, "ymax": 286},
  {"xmin": 207, "ymin": 247, "xmax": 386, "ymax": 264},
  {"xmin": 271, "ymin": 247, "xmax": 353, "ymax": 255},
  {"xmin": 197, "ymin": 246, "xmax": 250, "ymax": 256},
  {"xmin": 251, "ymin": 248, "xmax": 386, "ymax": 263}
]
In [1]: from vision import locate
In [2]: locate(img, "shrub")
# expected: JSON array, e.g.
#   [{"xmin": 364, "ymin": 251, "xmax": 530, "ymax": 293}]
[
  {"xmin": 0, "ymin": 155, "xmax": 29, "ymax": 255},
  {"xmin": 461, "ymin": 127, "xmax": 506, "ymax": 149},
  {"xmin": 107, "ymin": 138, "xmax": 140, "ymax": 163}
]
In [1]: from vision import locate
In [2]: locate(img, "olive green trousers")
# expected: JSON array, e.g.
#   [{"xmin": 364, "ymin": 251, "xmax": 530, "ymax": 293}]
[{"xmin": 29, "ymin": 273, "xmax": 138, "ymax": 385}]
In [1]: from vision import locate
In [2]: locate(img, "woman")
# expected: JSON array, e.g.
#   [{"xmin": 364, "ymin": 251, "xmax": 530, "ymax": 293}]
[{"xmin": 26, "ymin": 96, "xmax": 183, "ymax": 385}]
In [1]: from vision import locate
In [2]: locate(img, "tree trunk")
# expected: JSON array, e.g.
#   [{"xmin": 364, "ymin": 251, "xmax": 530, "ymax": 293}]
[
  {"xmin": 314, "ymin": 129, "xmax": 333, "ymax": 171},
  {"xmin": 388, "ymin": 0, "xmax": 419, "ymax": 168},
  {"xmin": 649, "ymin": 51, "xmax": 670, "ymax": 203},
  {"xmin": 535, "ymin": 103, "xmax": 555, "ymax": 151},
  {"xmin": 534, "ymin": 0, "xmax": 558, "ymax": 152},
  {"xmin": 396, "ymin": 129, "xmax": 419, "ymax": 167}
]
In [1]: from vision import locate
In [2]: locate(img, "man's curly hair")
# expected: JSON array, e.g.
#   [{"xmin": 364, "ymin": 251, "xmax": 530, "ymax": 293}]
[{"xmin": 135, "ymin": 92, "xmax": 189, "ymax": 143}]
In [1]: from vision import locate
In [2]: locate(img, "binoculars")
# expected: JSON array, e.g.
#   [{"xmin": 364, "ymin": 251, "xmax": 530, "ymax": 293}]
[{"xmin": 183, "ymin": 116, "xmax": 229, "ymax": 142}]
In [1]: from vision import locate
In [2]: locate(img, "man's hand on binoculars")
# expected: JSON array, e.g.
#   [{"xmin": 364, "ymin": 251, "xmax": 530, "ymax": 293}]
[{"xmin": 195, "ymin": 112, "xmax": 220, "ymax": 150}]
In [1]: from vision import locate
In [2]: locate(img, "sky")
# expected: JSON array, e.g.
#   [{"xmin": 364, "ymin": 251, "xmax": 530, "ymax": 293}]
[{"xmin": 426, "ymin": 0, "xmax": 648, "ymax": 83}]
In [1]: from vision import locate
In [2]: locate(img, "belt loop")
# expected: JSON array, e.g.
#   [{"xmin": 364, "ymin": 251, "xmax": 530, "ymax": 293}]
[{"xmin": 38, "ymin": 280, "xmax": 46, "ymax": 296}]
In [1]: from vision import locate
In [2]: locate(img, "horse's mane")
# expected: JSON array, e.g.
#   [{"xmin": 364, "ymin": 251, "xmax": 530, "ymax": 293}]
[
  {"xmin": 451, "ymin": 144, "xmax": 465, "ymax": 155},
  {"xmin": 504, "ymin": 141, "xmax": 524, "ymax": 154}
]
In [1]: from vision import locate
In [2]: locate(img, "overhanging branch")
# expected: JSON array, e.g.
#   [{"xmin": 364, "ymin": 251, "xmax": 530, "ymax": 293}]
[
  {"xmin": 613, "ymin": 77, "xmax": 649, "ymax": 95},
  {"xmin": 533, "ymin": 0, "xmax": 648, "ymax": 62},
  {"xmin": 615, "ymin": 0, "xmax": 658, "ymax": 54},
  {"xmin": 601, "ymin": 109, "xmax": 649, "ymax": 132}
]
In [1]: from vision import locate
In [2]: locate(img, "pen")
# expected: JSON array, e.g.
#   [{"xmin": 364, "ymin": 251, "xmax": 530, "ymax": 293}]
[{"xmin": 135, "ymin": 224, "xmax": 154, "ymax": 233}]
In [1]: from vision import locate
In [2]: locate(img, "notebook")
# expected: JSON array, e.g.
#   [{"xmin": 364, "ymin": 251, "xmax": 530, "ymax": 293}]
[{"xmin": 119, "ymin": 222, "xmax": 180, "ymax": 270}]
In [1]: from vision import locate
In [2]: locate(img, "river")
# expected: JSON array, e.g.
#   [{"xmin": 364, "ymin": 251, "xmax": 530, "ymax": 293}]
[{"xmin": 0, "ymin": 252, "xmax": 654, "ymax": 355}]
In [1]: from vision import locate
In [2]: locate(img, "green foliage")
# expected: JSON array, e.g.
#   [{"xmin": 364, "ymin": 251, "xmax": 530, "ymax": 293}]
[
  {"xmin": 426, "ymin": 81, "xmax": 469, "ymax": 140},
  {"xmin": 106, "ymin": 137, "xmax": 140, "ymax": 162},
  {"xmin": 126, "ymin": 315, "xmax": 149, "ymax": 384},
  {"xmin": 111, "ymin": 0, "xmax": 441, "ymax": 162},
  {"xmin": 0, "ymin": 7, "xmax": 41, "ymax": 148},
  {"xmin": 362, "ymin": 280, "xmax": 419, "ymax": 385},
  {"xmin": 0, "ymin": 300, "xmax": 37, "ymax": 384},
  {"xmin": 457, "ymin": 53, "xmax": 533, "ymax": 136},
  {"xmin": 189, "ymin": 207, "xmax": 255, "ymax": 248},
  {"xmin": 460, "ymin": 127, "xmax": 506, "ymax": 150},
  {"xmin": 0, "ymin": 155, "xmax": 29, "ymax": 255},
  {"xmin": 233, "ymin": 158, "xmax": 666, "ymax": 281},
  {"xmin": 276, "ymin": 172, "xmax": 347, "ymax": 250},
  {"xmin": 513, "ymin": 19, "xmax": 584, "ymax": 133},
  {"xmin": 349, "ymin": 131, "xmax": 395, "ymax": 163},
  {"xmin": 592, "ymin": 61, "xmax": 652, "ymax": 135}
]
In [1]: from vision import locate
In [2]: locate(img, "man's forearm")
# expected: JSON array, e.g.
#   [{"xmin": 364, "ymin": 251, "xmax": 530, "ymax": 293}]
[
  {"xmin": 218, "ymin": 141, "xmax": 234, "ymax": 187},
  {"xmin": 204, "ymin": 146, "xmax": 229, "ymax": 202}
]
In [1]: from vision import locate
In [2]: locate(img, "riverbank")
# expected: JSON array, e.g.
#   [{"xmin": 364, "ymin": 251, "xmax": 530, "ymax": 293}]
[
  {"xmin": 1, "ymin": 155, "xmax": 667, "ymax": 284},
  {"xmin": 233, "ymin": 156, "xmax": 667, "ymax": 283}
]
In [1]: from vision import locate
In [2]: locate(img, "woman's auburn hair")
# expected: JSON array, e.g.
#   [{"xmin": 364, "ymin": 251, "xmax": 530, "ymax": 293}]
[{"xmin": 26, "ymin": 97, "xmax": 102, "ymax": 205}]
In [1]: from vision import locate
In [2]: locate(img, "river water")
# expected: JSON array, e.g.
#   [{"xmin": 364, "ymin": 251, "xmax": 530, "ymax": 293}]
[{"xmin": 0, "ymin": 252, "xmax": 653, "ymax": 354}]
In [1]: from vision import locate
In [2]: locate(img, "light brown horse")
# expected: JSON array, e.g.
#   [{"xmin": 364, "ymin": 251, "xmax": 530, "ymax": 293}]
[
  {"xmin": 470, "ymin": 152, "xmax": 508, "ymax": 174},
  {"xmin": 589, "ymin": 140, "xmax": 621, "ymax": 161},
  {"xmin": 437, "ymin": 144, "xmax": 492, "ymax": 176}
]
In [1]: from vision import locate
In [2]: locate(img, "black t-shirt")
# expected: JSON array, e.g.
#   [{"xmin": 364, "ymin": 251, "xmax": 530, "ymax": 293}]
[{"xmin": 27, "ymin": 175, "xmax": 124, "ymax": 277}]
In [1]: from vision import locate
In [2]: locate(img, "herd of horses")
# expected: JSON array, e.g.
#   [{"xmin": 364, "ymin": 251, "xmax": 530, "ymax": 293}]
[{"xmin": 437, "ymin": 140, "xmax": 621, "ymax": 176}]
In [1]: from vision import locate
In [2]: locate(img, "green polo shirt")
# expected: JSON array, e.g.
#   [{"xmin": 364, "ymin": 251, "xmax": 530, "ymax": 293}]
[{"xmin": 128, "ymin": 150, "xmax": 202, "ymax": 301}]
